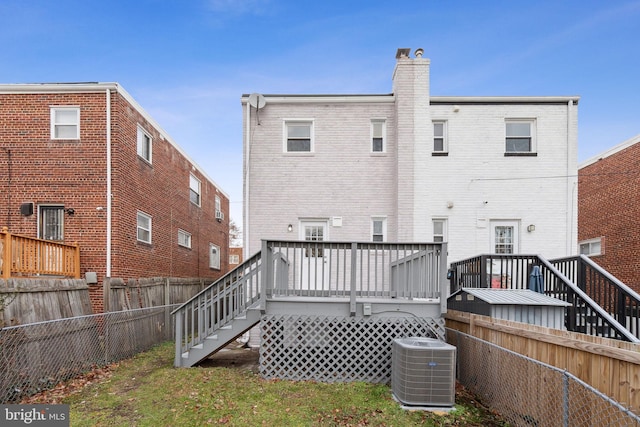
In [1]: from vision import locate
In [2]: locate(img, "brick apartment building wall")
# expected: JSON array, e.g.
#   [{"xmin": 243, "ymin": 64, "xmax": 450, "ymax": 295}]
[
  {"xmin": 0, "ymin": 87, "xmax": 230, "ymax": 312},
  {"xmin": 579, "ymin": 140, "xmax": 640, "ymax": 292}
]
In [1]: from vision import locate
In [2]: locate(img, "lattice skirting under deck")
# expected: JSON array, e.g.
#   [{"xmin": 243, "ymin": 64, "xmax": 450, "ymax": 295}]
[{"xmin": 258, "ymin": 314, "xmax": 445, "ymax": 383}]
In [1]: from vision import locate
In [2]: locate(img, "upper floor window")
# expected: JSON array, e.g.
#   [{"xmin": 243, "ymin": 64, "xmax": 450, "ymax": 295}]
[
  {"xmin": 209, "ymin": 243, "xmax": 221, "ymax": 269},
  {"xmin": 284, "ymin": 121, "xmax": 313, "ymax": 152},
  {"xmin": 137, "ymin": 126, "xmax": 152, "ymax": 163},
  {"xmin": 579, "ymin": 238, "xmax": 602, "ymax": 256},
  {"xmin": 371, "ymin": 120, "xmax": 386, "ymax": 153},
  {"xmin": 215, "ymin": 195, "xmax": 221, "ymax": 212},
  {"xmin": 433, "ymin": 121, "xmax": 447, "ymax": 154},
  {"xmin": 433, "ymin": 218, "xmax": 447, "ymax": 243},
  {"xmin": 178, "ymin": 229, "xmax": 192, "ymax": 248},
  {"xmin": 39, "ymin": 205, "xmax": 64, "ymax": 241},
  {"xmin": 51, "ymin": 107, "xmax": 80, "ymax": 140},
  {"xmin": 371, "ymin": 217, "xmax": 387, "ymax": 242},
  {"xmin": 137, "ymin": 211, "xmax": 152, "ymax": 244},
  {"xmin": 229, "ymin": 254, "xmax": 240, "ymax": 265},
  {"xmin": 190, "ymin": 174, "xmax": 201, "ymax": 206},
  {"xmin": 505, "ymin": 119, "xmax": 536, "ymax": 154}
]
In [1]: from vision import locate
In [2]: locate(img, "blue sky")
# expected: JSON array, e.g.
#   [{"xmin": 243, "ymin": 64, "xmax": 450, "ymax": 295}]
[{"xmin": 1, "ymin": 0, "xmax": 639, "ymax": 226}]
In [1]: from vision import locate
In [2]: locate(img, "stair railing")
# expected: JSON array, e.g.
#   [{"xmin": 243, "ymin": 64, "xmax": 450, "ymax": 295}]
[
  {"xmin": 172, "ymin": 251, "xmax": 262, "ymax": 366},
  {"xmin": 551, "ymin": 255, "xmax": 640, "ymax": 340}
]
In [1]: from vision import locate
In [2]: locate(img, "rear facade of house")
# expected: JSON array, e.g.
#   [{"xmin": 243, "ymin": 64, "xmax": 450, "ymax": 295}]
[
  {"xmin": 0, "ymin": 83, "xmax": 230, "ymax": 311},
  {"xmin": 243, "ymin": 48, "xmax": 579, "ymax": 263}
]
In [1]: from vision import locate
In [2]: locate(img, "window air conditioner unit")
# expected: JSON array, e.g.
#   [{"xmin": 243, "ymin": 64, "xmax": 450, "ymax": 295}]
[
  {"xmin": 215, "ymin": 210, "xmax": 224, "ymax": 221},
  {"xmin": 391, "ymin": 337, "xmax": 456, "ymax": 407}
]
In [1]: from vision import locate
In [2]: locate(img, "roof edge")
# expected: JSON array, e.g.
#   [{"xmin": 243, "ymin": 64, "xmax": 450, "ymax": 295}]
[{"xmin": 579, "ymin": 133, "xmax": 640, "ymax": 169}]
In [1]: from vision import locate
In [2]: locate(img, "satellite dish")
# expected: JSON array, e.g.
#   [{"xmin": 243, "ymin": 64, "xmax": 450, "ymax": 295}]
[{"xmin": 248, "ymin": 93, "xmax": 266, "ymax": 109}]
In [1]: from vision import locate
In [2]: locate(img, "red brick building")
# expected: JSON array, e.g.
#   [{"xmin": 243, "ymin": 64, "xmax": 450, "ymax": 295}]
[
  {"xmin": 0, "ymin": 83, "xmax": 230, "ymax": 310},
  {"xmin": 578, "ymin": 133, "xmax": 640, "ymax": 292}
]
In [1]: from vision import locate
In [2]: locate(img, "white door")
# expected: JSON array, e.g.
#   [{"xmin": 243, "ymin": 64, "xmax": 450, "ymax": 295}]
[
  {"xmin": 489, "ymin": 221, "xmax": 519, "ymax": 288},
  {"xmin": 299, "ymin": 221, "xmax": 329, "ymax": 292}
]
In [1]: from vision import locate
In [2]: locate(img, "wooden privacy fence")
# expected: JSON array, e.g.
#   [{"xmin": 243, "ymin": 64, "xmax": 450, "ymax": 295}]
[
  {"xmin": 446, "ymin": 310, "xmax": 640, "ymax": 413},
  {"xmin": 0, "ymin": 227, "xmax": 80, "ymax": 279}
]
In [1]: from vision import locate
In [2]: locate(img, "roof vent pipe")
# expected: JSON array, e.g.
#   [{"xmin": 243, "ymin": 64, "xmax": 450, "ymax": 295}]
[{"xmin": 414, "ymin": 48, "xmax": 424, "ymax": 58}]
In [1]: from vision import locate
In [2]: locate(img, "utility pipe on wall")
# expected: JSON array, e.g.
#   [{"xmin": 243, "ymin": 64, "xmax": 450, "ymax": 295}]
[{"xmin": 106, "ymin": 88, "xmax": 112, "ymax": 277}]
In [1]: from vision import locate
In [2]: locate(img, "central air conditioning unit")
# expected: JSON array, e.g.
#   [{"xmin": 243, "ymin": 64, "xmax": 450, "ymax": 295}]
[{"xmin": 391, "ymin": 337, "xmax": 456, "ymax": 407}]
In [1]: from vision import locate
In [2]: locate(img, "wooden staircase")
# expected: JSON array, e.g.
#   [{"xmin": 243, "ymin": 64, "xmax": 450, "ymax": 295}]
[{"xmin": 177, "ymin": 304, "xmax": 261, "ymax": 367}]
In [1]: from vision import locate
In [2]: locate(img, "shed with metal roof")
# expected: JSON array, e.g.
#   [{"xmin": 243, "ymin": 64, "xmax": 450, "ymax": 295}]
[{"xmin": 447, "ymin": 288, "xmax": 571, "ymax": 329}]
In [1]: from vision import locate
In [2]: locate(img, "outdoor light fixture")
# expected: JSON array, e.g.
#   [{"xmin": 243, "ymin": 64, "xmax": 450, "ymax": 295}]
[
  {"xmin": 527, "ymin": 224, "xmax": 535, "ymax": 232},
  {"xmin": 287, "ymin": 224, "xmax": 293, "ymax": 232},
  {"xmin": 65, "ymin": 208, "xmax": 75, "ymax": 216}
]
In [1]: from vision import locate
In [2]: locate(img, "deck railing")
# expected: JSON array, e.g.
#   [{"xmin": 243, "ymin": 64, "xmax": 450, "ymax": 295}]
[
  {"xmin": 448, "ymin": 254, "xmax": 639, "ymax": 342},
  {"xmin": 172, "ymin": 240, "xmax": 448, "ymax": 362},
  {"xmin": 261, "ymin": 240, "xmax": 448, "ymax": 315},
  {"xmin": 0, "ymin": 227, "xmax": 80, "ymax": 279},
  {"xmin": 551, "ymin": 255, "xmax": 640, "ymax": 339}
]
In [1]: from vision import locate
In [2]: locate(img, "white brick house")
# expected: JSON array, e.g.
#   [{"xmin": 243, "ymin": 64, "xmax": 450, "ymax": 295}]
[{"xmin": 242, "ymin": 48, "xmax": 579, "ymax": 263}]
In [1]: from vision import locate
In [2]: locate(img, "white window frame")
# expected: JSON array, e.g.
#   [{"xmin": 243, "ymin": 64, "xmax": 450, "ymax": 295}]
[
  {"xmin": 371, "ymin": 119, "xmax": 386, "ymax": 153},
  {"xmin": 190, "ymin": 174, "xmax": 201, "ymax": 207},
  {"xmin": 433, "ymin": 120, "xmax": 447, "ymax": 153},
  {"xmin": 209, "ymin": 243, "xmax": 221, "ymax": 269},
  {"xmin": 50, "ymin": 107, "xmax": 80, "ymax": 140},
  {"xmin": 432, "ymin": 218, "xmax": 448, "ymax": 243},
  {"xmin": 229, "ymin": 254, "xmax": 240, "ymax": 264},
  {"xmin": 137, "ymin": 125, "xmax": 152, "ymax": 163},
  {"xmin": 215, "ymin": 195, "xmax": 221, "ymax": 212},
  {"xmin": 137, "ymin": 211, "xmax": 152, "ymax": 244},
  {"xmin": 283, "ymin": 120, "xmax": 314, "ymax": 153},
  {"xmin": 579, "ymin": 238, "xmax": 602, "ymax": 256},
  {"xmin": 178, "ymin": 229, "xmax": 192, "ymax": 248},
  {"xmin": 371, "ymin": 217, "xmax": 387, "ymax": 242},
  {"xmin": 505, "ymin": 119, "xmax": 536, "ymax": 153}
]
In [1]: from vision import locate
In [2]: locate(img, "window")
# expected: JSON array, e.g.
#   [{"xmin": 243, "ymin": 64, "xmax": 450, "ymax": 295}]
[
  {"xmin": 579, "ymin": 238, "xmax": 602, "ymax": 256},
  {"xmin": 494, "ymin": 226, "xmax": 514, "ymax": 254},
  {"xmin": 285, "ymin": 121, "xmax": 312, "ymax": 152},
  {"xmin": 433, "ymin": 121, "xmax": 447, "ymax": 153},
  {"xmin": 39, "ymin": 206, "xmax": 64, "ymax": 241},
  {"xmin": 371, "ymin": 120, "xmax": 385, "ymax": 152},
  {"xmin": 51, "ymin": 107, "xmax": 80, "ymax": 139},
  {"xmin": 137, "ymin": 211, "xmax": 152, "ymax": 243},
  {"xmin": 178, "ymin": 229, "xmax": 192, "ymax": 248},
  {"xmin": 209, "ymin": 243, "xmax": 221, "ymax": 269},
  {"xmin": 137, "ymin": 126, "xmax": 152, "ymax": 162},
  {"xmin": 229, "ymin": 254, "xmax": 240, "ymax": 264},
  {"xmin": 433, "ymin": 218, "xmax": 447, "ymax": 243},
  {"xmin": 371, "ymin": 217, "xmax": 387, "ymax": 242},
  {"xmin": 505, "ymin": 120, "xmax": 535, "ymax": 153},
  {"xmin": 215, "ymin": 195, "xmax": 221, "ymax": 212},
  {"xmin": 190, "ymin": 174, "xmax": 201, "ymax": 206}
]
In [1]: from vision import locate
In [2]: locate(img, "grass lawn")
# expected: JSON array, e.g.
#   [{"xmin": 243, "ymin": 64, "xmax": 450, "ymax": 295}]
[{"xmin": 23, "ymin": 341, "xmax": 507, "ymax": 426}]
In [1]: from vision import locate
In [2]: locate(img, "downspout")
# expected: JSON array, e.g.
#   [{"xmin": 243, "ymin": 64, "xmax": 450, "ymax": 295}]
[
  {"xmin": 244, "ymin": 100, "xmax": 250, "ymax": 257},
  {"xmin": 106, "ymin": 88, "xmax": 112, "ymax": 277},
  {"xmin": 567, "ymin": 99, "xmax": 575, "ymax": 255}
]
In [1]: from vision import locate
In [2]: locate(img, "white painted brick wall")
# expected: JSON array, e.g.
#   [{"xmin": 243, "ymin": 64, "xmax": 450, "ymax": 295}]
[{"xmin": 243, "ymin": 57, "xmax": 578, "ymax": 262}]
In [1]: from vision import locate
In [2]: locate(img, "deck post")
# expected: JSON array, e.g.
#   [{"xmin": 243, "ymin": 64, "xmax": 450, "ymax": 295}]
[
  {"xmin": 350, "ymin": 242, "xmax": 357, "ymax": 316},
  {"xmin": 439, "ymin": 242, "xmax": 448, "ymax": 314},
  {"xmin": 1, "ymin": 228, "xmax": 11, "ymax": 278},
  {"xmin": 174, "ymin": 311, "xmax": 183, "ymax": 367},
  {"xmin": 260, "ymin": 240, "xmax": 271, "ymax": 314}
]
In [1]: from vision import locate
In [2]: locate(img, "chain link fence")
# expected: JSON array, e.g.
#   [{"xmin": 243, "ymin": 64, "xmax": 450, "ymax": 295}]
[
  {"xmin": 447, "ymin": 328, "xmax": 640, "ymax": 426},
  {"xmin": 0, "ymin": 305, "xmax": 178, "ymax": 403}
]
